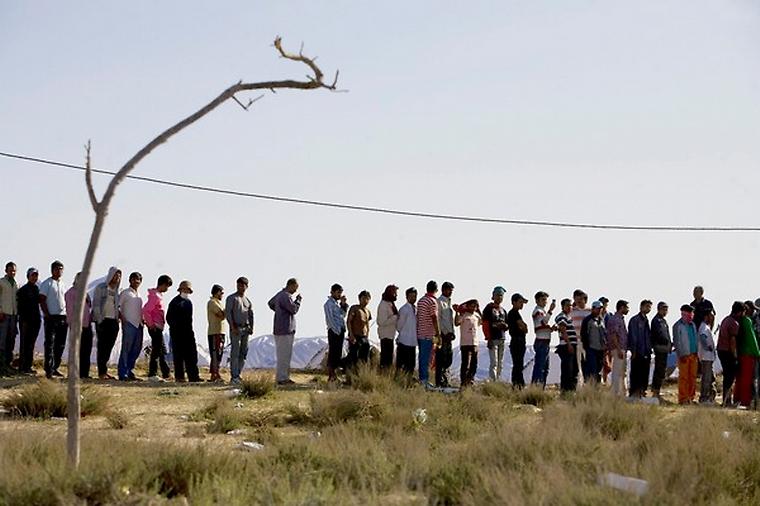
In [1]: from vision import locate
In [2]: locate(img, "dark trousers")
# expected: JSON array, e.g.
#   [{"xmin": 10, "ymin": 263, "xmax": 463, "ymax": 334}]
[
  {"xmin": 80, "ymin": 326, "xmax": 93, "ymax": 378},
  {"xmin": 718, "ymin": 350, "xmax": 738, "ymax": 404},
  {"xmin": 583, "ymin": 347, "xmax": 604, "ymax": 383},
  {"xmin": 460, "ymin": 345, "xmax": 478, "ymax": 386},
  {"xmin": 207, "ymin": 334, "xmax": 225, "ymax": 378},
  {"xmin": 651, "ymin": 352, "xmax": 669, "ymax": 392},
  {"xmin": 557, "ymin": 345, "xmax": 578, "ymax": 392},
  {"xmin": 346, "ymin": 335, "xmax": 370, "ymax": 371},
  {"xmin": 435, "ymin": 334, "xmax": 454, "ymax": 387},
  {"xmin": 96, "ymin": 318, "xmax": 119, "ymax": 376},
  {"xmin": 379, "ymin": 338, "xmax": 394, "ymax": 369},
  {"xmin": 327, "ymin": 329, "xmax": 344, "ymax": 369},
  {"xmin": 171, "ymin": 329, "xmax": 199, "ymax": 381},
  {"xmin": 509, "ymin": 338, "xmax": 526, "ymax": 387},
  {"xmin": 43, "ymin": 315, "xmax": 67, "ymax": 375},
  {"xmin": 396, "ymin": 343, "xmax": 416, "ymax": 374},
  {"xmin": 148, "ymin": 327, "xmax": 171, "ymax": 378},
  {"xmin": 0, "ymin": 314, "xmax": 18, "ymax": 367},
  {"xmin": 629, "ymin": 355, "xmax": 651, "ymax": 396},
  {"xmin": 19, "ymin": 318, "xmax": 40, "ymax": 372}
]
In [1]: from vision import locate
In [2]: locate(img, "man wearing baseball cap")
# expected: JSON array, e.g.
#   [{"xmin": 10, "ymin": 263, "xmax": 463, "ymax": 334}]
[
  {"xmin": 16, "ymin": 267, "xmax": 40, "ymax": 374},
  {"xmin": 483, "ymin": 286, "xmax": 508, "ymax": 382},
  {"xmin": 166, "ymin": 280, "xmax": 202, "ymax": 382},
  {"xmin": 507, "ymin": 293, "xmax": 529, "ymax": 388}
]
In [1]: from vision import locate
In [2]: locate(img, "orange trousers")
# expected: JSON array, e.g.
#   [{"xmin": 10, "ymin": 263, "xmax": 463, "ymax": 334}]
[
  {"xmin": 734, "ymin": 356, "xmax": 757, "ymax": 407},
  {"xmin": 678, "ymin": 354, "xmax": 698, "ymax": 404}
]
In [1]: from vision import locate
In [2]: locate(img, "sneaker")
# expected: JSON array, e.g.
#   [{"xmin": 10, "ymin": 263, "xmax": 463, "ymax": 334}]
[
  {"xmin": 148, "ymin": 376, "xmax": 164, "ymax": 383},
  {"xmin": 277, "ymin": 379, "xmax": 296, "ymax": 386},
  {"xmin": 230, "ymin": 377, "xmax": 242, "ymax": 385}
]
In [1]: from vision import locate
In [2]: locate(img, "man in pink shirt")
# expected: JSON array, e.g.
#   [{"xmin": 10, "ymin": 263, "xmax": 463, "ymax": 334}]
[
  {"xmin": 142, "ymin": 275, "xmax": 173, "ymax": 381},
  {"xmin": 64, "ymin": 272, "xmax": 93, "ymax": 379}
]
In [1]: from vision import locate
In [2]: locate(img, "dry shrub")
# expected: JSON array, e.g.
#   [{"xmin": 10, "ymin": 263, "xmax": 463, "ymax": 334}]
[
  {"xmin": 105, "ymin": 409, "xmax": 129, "ymax": 430},
  {"xmin": 513, "ymin": 385, "xmax": 554, "ymax": 408},
  {"xmin": 2, "ymin": 380, "xmax": 110, "ymax": 419},
  {"xmin": 240, "ymin": 373, "xmax": 274, "ymax": 399}
]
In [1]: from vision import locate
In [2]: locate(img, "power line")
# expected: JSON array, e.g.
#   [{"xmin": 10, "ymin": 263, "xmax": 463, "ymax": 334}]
[{"xmin": 1, "ymin": 149, "xmax": 758, "ymax": 232}]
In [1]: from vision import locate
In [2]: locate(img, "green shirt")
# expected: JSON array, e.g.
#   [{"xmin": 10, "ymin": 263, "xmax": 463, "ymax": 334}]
[{"xmin": 737, "ymin": 316, "xmax": 760, "ymax": 357}]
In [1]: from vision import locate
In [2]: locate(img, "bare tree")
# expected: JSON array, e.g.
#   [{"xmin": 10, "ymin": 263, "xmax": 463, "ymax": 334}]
[{"xmin": 65, "ymin": 37, "xmax": 340, "ymax": 466}]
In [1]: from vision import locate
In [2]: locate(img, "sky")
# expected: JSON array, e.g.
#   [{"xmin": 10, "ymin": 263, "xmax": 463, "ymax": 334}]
[{"xmin": 2, "ymin": 1, "xmax": 760, "ymax": 343}]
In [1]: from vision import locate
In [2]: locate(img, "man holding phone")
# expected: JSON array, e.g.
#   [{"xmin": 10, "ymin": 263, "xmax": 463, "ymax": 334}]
[{"xmin": 268, "ymin": 278, "xmax": 302, "ymax": 386}]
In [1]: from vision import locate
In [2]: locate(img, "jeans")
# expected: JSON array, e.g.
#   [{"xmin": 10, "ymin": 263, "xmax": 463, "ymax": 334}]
[
  {"xmin": 488, "ymin": 339, "xmax": 505, "ymax": 381},
  {"xmin": 557, "ymin": 344, "xmax": 579, "ymax": 392},
  {"xmin": 118, "ymin": 322, "xmax": 143, "ymax": 380},
  {"xmin": 275, "ymin": 334, "xmax": 294, "ymax": 382},
  {"xmin": 346, "ymin": 335, "xmax": 370, "ymax": 372},
  {"xmin": 79, "ymin": 326, "xmax": 93, "ymax": 378},
  {"xmin": 18, "ymin": 318, "xmax": 40, "ymax": 372},
  {"xmin": 396, "ymin": 343, "xmax": 416, "ymax": 374},
  {"xmin": 629, "ymin": 355, "xmax": 651, "ymax": 397},
  {"xmin": 435, "ymin": 334, "xmax": 454, "ymax": 387},
  {"xmin": 418, "ymin": 338, "xmax": 433, "ymax": 384},
  {"xmin": 0, "ymin": 314, "xmax": 18, "ymax": 368},
  {"xmin": 147, "ymin": 327, "xmax": 171, "ymax": 378},
  {"xmin": 208, "ymin": 334, "xmax": 225, "ymax": 379},
  {"xmin": 229, "ymin": 331, "xmax": 250, "ymax": 381},
  {"xmin": 583, "ymin": 347, "xmax": 604, "ymax": 383},
  {"xmin": 460, "ymin": 345, "xmax": 478, "ymax": 386},
  {"xmin": 509, "ymin": 338, "xmax": 526, "ymax": 387},
  {"xmin": 531, "ymin": 340, "xmax": 551, "ymax": 386},
  {"xmin": 96, "ymin": 318, "xmax": 119, "ymax": 376},
  {"xmin": 172, "ymin": 329, "xmax": 200, "ymax": 381},
  {"xmin": 610, "ymin": 351, "xmax": 627, "ymax": 396},
  {"xmin": 43, "ymin": 315, "xmax": 68, "ymax": 376},
  {"xmin": 379, "ymin": 338, "xmax": 394, "ymax": 369},
  {"xmin": 718, "ymin": 350, "xmax": 738, "ymax": 404},
  {"xmin": 651, "ymin": 351, "xmax": 669, "ymax": 393},
  {"xmin": 699, "ymin": 360, "xmax": 715, "ymax": 402}
]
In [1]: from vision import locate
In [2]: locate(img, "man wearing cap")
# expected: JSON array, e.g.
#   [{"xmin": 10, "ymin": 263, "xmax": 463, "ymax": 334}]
[
  {"xmin": 167, "ymin": 280, "xmax": 201, "ymax": 382},
  {"xmin": 673, "ymin": 304, "xmax": 699, "ymax": 404},
  {"xmin": 650, "ymin": 302, "xmax": 672, "ymax": 399},
  {"xmin": 580, "ymin": 301, "xmax": 606, "ymax": 383},
  {"xmin": 227, "ymin": 277, "xmax": 254, "ymax": 385},
  {"xmin": 376, "ymin": 285, "xmax": 399, "ymax": 370},
  {"xmin": 142, "ymin": 275, "xmax": 172, "ymax": 381},
  {"xmin": 38, "ymin": 260, "xmax": 68, "ymax": 378},
  {"xmin": 627, "ymin": 300, "xmax": 653, "ymax": 398},
  {"xmin": 16, "ymin": 267, "xmax": 40, "ymax": 374},
  {"xmin": 606, "ymin": 300, "xmax": 629, "ymax": 396},
  {"xmin": 435, "ymin": 281, "xmax": 455, "ymax": 388},
  {"xmin": 531, "ymin": 291, "xmax": 555, "ymax": 387},
  {"xmin": 507, "ymin": 293, "xmax": 529, "ymax": 388},
  {"xmin": 268, "ymin": 278, "xmax": 302, "ymax": 385},
  {"xmin": 483, "ymin": 286, "xmax": 508, "ymax": 382},
  {"xmin": 0, "ymin": 262, "xmax": 19, "ymax": 375}
]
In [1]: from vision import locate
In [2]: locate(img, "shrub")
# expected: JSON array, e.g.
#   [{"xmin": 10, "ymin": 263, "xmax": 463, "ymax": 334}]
[
  {"xmin": 240, "ymin": 373, "xmax": 275, "ymax": 399},
  {"xmin": 478, "ymin": 381, "xmax": 514, "ymax": 400},
  {"xmin": 513, "ymin": 386, "xmax": 554, "ymax": 408},
  {"xmin": 2, "ymin": 380, "xmax": 110, "ymax": 419},
  {"xmin": 205, "ymin": 400, "xmax": 242, "ymax": 434},
  {"xmin": 105, "ymin": 409, "xmax": 129, "ymax": 430},
  {"xmin": 309, "ymin": 390, "xmax": 384, "ymax": 426}
]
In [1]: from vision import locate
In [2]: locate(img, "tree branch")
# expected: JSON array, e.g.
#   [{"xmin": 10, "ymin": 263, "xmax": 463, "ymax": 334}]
[{"xmin": 84, "ymin": 140, "xmax": 98, "ymax": 212}]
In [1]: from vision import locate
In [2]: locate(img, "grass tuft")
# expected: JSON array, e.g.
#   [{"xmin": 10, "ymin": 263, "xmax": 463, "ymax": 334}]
[
  {"xmin": 1, "ymin": 380, "xmax": 110, "ymax": 419},
  {"xmin": 239, "ymin": 373, "xmax": 275, "ymax": 399}
]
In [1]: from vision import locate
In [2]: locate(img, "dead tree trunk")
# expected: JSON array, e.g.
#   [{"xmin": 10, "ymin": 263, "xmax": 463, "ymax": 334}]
[{"xmin": 66, "ymin": 37, "xmax": 340, "ymax": 466}]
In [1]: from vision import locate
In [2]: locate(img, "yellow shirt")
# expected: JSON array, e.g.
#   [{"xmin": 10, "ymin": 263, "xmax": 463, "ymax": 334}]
[{"xmin": 207, "ymin": 297, "xmax": 227, "ymax": 335}]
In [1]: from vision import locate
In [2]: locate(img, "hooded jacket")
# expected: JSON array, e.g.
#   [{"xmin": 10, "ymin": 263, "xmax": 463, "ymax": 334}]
[
  {"xmin": 92, "ymin": 267, "xmax": 121, "ymax": 324},
  {"xmin": 672, "ymin": 319, "xmax": 697, "ymax": 358}
]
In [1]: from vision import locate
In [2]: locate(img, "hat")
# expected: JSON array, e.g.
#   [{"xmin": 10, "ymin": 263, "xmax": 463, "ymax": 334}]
[
  {"xmin": 493, "ymin": 286, "xmax": 506, "ymax": 296},
  {"xmin": 657, "ymin": 301, "xmax": 669, "ymax": 309},
  {"xmin": 591, "ymin": 300, "xmax": 604, "ymax": 309},
  {"xmin": 26, "ymin": 267, "xmax": 38, "ymax": 277},
  {"xmin": 178, "ymin": 280, "xmax": 193, "ymax": 294},
  {"xmin": 511, "ymin": 293, "xmax": 528, "ymax": 303}
]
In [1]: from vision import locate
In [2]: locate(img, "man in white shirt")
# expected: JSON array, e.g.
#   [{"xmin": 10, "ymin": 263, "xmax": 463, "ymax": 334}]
[
  {"xmin": 38, "ymin": 260, "xmax": 67, "ymax": 378},
  {"xmin": 118, "ymin": 272, "xmax": 145, "ymax": 381},
  {"xmin": 531, "ymin": 291, "xmax": 555, "ymax": 387},
  {"xmin": 396, "ymin": 287, "xmax": 418, "ymax": 375}
]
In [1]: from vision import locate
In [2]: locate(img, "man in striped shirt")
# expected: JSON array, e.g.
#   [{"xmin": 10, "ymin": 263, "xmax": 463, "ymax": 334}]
[
  {"xmin": 416, "ymin": 280, "xmax": 440, "ymax": 386},
  {"xmin": 555, "ymin": 298, "xmax": 579, "ymax": 392}
]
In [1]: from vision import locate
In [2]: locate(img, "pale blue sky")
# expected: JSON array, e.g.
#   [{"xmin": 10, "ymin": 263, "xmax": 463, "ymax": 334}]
[{"xmin": 2, "ymin": 1, "xmax": 760, "ymax": 340}]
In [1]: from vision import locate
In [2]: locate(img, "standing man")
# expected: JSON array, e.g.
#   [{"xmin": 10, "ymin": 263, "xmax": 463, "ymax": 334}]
[
  {"xmin": 376, "ymin": 285, "xmax": 399, "ymax": 370},
  {"xmin": 38, "ymin": 261, "xmax": 67, "ymax": 378},
  {"xmin": 64, "ymin": 273, "xmax": 94, "ymax": 379},
  {"xmin": 734, "ymin": 302, "xmax": 760, "ymax": 408},
  {"xmin": 167, "ymin": 280, "xmax": 201, "ymax": 383},
  {"xmin": 650, "ymin": 301, "xmax": 672, "ymax": 399},
  {"xmin": 396, "ymin": 288, "xmax": 418, "ymax": 375},
  {"xmin": 698, "ymin": 311, "xmax": 716, "ymax": 404},
  {"xmin": 691, "ymin": 286, "xmax": 714, "ymax": 335},
  {"xmin": 570, "ymin": 290, "xmax": 591, "ymax": 386},
  {"xmin": 226, "ymin": 277, "xmax": 254, "ymax": 385},
  {"xmin": 580, "ymin": 300, "xmax": 606, "ymax": 384},
  {"xmin": 207, "ymin": 284, "xmax": 227, "ymax": 382},
  {"xmin": 673, "ymin": 304, "xmax": 699, "ymax": 405},
  {"xmin": 436, "ymin": 281, "xmax": 455, "ymax": 387},
  {"xmin": 483, "ymin": 286, "xmax": 508, "ymax": 382},
  {"xmin": 507, "ymin": 293, "xmax": 529, "ymax": 388},
  {"xmin": 346, "ymin": 291, "xmax": 372, "ymax": 370},
  {"xmin": 0, "ymin": 262, "xmax": 19, "ymax": 375},
  {"xmin": 323, "ymin": 283, "xmax": 348, "ymax": 382},
  {"xmin": 92, "ymin": 267, "xmax": 121, "ymax": 380},
  {"xmin": 456, "ymin": 299, "xmax": 481, "ymax": 387},
  {"xmin": 119, "ymin": 272, "xmax": 145, "ymax": 381},
  {"xmin": 16, "ymin": 267, "xmax": 41, "ymax": 375},
  {"xmin": 416, "ymin": 281, "xmax": 440, "ymax": 386},
  {"xmin": 143, "ymin": 275, "xmax": 172, "ymax": 381},
  {"xmin": 606, "ymin": 300, "xmax": 629, "ymax": 397},
  {"xmin": 268, "ymin": 278, "xmax": 302, "ymax": 386},
  {"xmin": 717, "ymin": 302, "xmax": 743, "ymax": 407},
  {"xmin": 555, "ymin": 298, "xmax": 579, "ymax": 392},
  {"xmin": 531, "ymin": 291, "xmax": 555, "ymax": 387},
  {"xmin": 627, "ymin": 300, "xmax": 653, "ymax": 398}
]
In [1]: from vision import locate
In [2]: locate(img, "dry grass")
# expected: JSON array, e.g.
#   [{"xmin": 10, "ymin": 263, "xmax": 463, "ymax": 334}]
[
  {"xmin": 1, "ymin": 370, "xmax": 759, "ymax": 505},
  {"xmin": 239, "ymin": 372, "xmax": 275, "ymax": 399},
  {"xmin": 1, "ymin": 380, "xmax": 110, "ymax": 419}
]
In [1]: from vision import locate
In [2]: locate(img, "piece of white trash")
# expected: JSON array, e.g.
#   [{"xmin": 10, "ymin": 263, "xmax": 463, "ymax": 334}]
[
  {"xmin": 413, "ymin": 408, "xmax": 428, "ymax": 425},
  {"xmin": 226, "ymin": 429, "xmax": 243, "ymax": 435},
  {"xmin": 224, "ymin": 388, "xmax": 242, "ymax": 398},
  {"xmin": 722, "ymin": 431, "xmax": 731, "ymax": 439},
  {"xmin": 239, "ymin": 441, "xmax": 265, "ymax": 451},
  {"xmin": 598, "ymin": 472, "xmax": 649, "ymax": 497}
]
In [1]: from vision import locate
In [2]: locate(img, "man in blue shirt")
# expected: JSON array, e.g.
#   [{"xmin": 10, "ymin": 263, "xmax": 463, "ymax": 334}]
[{"xmin": 323, "ymin": 283, "xmax": 348, "ymax": 382}]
